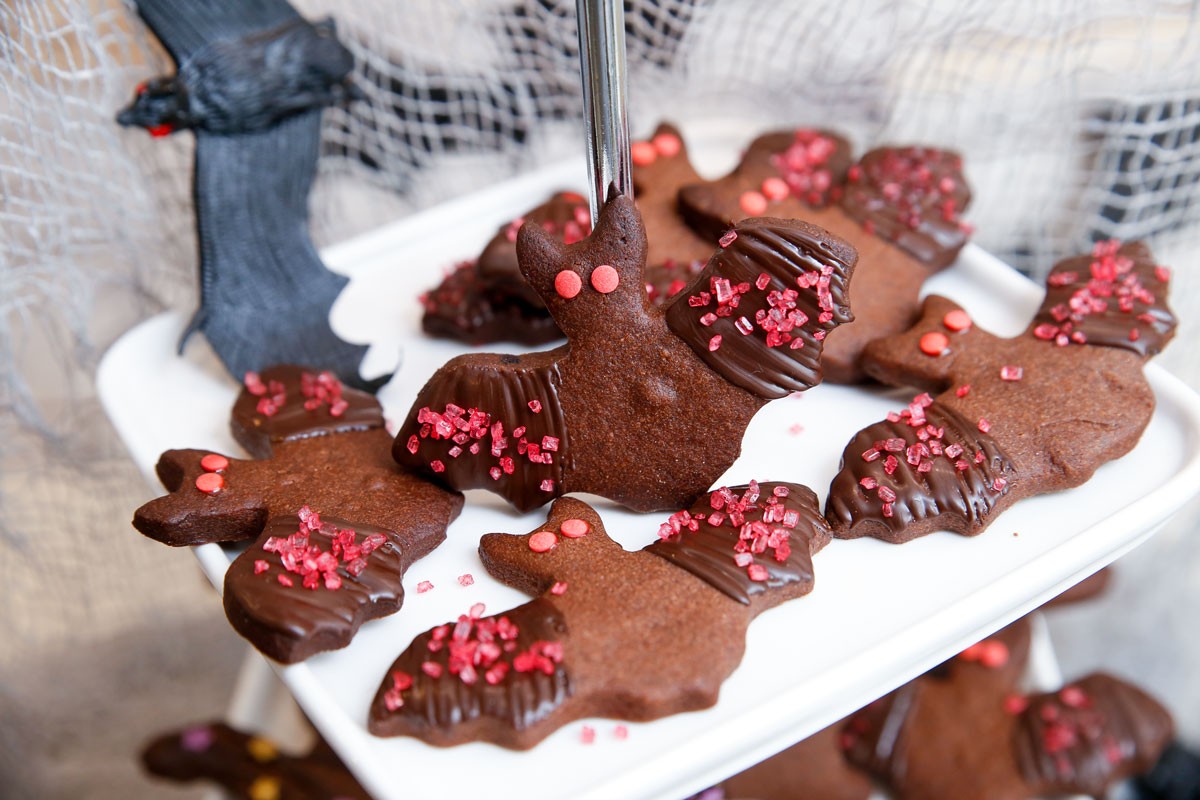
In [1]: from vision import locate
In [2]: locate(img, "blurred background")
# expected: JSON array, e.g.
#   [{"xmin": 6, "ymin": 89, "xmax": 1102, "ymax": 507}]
[{"xmin": 1, "ymin": 0, "xmax": 1198, "ymax": 796}]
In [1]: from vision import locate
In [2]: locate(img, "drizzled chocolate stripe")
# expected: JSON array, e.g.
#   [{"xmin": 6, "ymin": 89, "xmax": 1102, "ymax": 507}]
[
  {"xmin": 841, "ymin": 681, "xmax": 922, "ymax": 781},
  {"xmin": 223, "ymin": 512, "xmax": 404, "ymax": 664},
  {"xmin": 1012, "ymin": 673, "xmax": 1174, "ymax": 797},
  {"xmin": 231, "ymin": 364, "xmax": 383, "ymax": 459},
  {"xmin": 396, "ymin": 358, "xmax": 568, "ymax": 512},
  {"xmin": 665, "ymin": 218, "xmax": 855, "ymax": 399},
  {"xmin": 1033, "ymin": 242, "xmax": 1177, "ymax": 358},
  {"xmin": 826, "ymin": 403, "xmax": 1015, "ymax": 540},
  {"xmin": 371, "ymin": 599, "xmax": 571, "ymax": 736},
  {"xmin": 645, "ymin": 482, "xmax": 825, "ymax": 605},
  {"xmin": 841, "ymin": 146, "xmax": 971, "ymax": 269}
]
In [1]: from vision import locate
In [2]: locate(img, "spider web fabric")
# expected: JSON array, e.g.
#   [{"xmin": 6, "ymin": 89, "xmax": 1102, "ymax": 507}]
[{"xmin": 1, "ymin": 0, "xmax": 1199, "ymax": 797}]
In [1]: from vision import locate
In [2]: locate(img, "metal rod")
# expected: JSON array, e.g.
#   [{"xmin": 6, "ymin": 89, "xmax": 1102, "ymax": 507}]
[{"xmin": 576, "ymin": 0, "xmax": 632, "ymax": 223}]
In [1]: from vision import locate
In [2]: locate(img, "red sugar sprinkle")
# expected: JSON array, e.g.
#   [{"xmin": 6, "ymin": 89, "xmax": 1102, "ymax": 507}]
[
  {"xmin": 422, "ymin": 661, "xmax": 444, "ymax": 679},
  {"xmin": 739, "ymin": 190, "xmax": 768, "ymax": 216},
  {"xmin": 550, "ymin": 581, "xmax": 568, "ymax": 596},
  {"xmin": 992, "ymin": 477, "xmax": 1008, "ymax": 492},
  {"xmin": 539, "ymin": 479, "xmax": 555, "ymax": 492},
  {"xmin": 747, "ymin": 564, "xmax": 769, "ymax": 582},
  {"xmin": 277, "ymin": 574, "xmax": 293, "ymax": 587},
  {"xmin": 999, "ymin": 365, "xmax": 1024, "ymax": 381},
  {"xmin": 430, "ymin": 460, "xmax": 445, "ymax": 473},
  {"xmin": 956, "ymin": 384, "xmax": 971, "ymax": 398},
  {"xmin": 755, "ymin": 272, "xmax": 772, "ymax": 291},
  {"xmin": 942, "ymin": 309, "xmax": 972, "ymax": 331},
  {"xmin": 613, "ymin": 724, "xmax": 629, "ymax": 740},
  {"xmin": 529, "ymin": 531, "xmax": 557, "ymax": 553},
  {"xmin": 243, "ymin": 371, "xmax": 267, "ymax": 396},
  {"xmin": 718, "ymin": 230, "xmax": 738, "ymax": 248},
  {"xmin": 469, "ymin": 602, "xmax": 486, "ymax": 618},
  {"xmin": 253, "ymin": 560, "xmax": 269, "ymax": 574},
  {"xmin": 1059, "ymin": 685, "xmax": 1089, "ymax": 708},
  {"xmin": 630, "ymin": 140, "xmax": 657, "ymax": 166},
  {"xmin": 417, "ymin": 580, "xmax": 434, "ymax": 593},
  {"xmin": 978, "ymin": 417, "xmax": 991, "ymax": 433},
  {"xmin": 458, "ymin": 574, "xmax": 474, "ymax": 587},
  {"xmin": 554, "ymin": 269, "xmax": 582, "ymax": 299},
  {"xmin": 708, "ymin": 334, "xmax": 723, "ymax": 352},
  {"xmin": 528, "ymin": 400, "xmax": 543, "ymax": 413},
  {"xmin": 919, "ymin": 331, "xmax": 949, "ymax": 356},
  {"xmin": 200, "ymin": 453, "xmax": 229, "ymax": 472},
  {"xmin": 560, "ymin": 518, "xmax": 590, "ymax": 538},
  {"xmin": 1004, "ymin": 694, "xmax": 1029, "ymax": 715},
  {"xmin": 195, "ymin": 472, "xmax": 224, "ymax": 494},
  {"xmin": 580, "ymin": 725, "xmax": 596, "ymax": 745},
  {"xmin": 590, "ymin": 264, "xmax": 620, "ymax": 294}
]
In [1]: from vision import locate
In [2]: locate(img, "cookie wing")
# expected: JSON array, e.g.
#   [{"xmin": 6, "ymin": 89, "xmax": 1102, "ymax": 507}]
[
  {"xmin": 133, "ymin": 449, "xmax": 268, "ymax": 545},
  {"xmin": 665, "ymin": 216, "xmax": 857, "ymax": 398}
]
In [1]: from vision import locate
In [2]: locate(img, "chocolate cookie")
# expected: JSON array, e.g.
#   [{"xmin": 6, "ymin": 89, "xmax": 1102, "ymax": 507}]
[
  {"xmin": 369, "ymin": 484, "xmax": 831, "ymax": 748},
  {"xmin": 718, "ymin": 724, "xmax": 872, "ymax": 800},
  {"xmin": 826, "ymin": 240, "xmax": 1175, "ymax": 543},
  {"xmin": 843, "ymin": 617, "xmax": 1172, "ymax": 799},
  {"xmin": 396, "ymin": 193, "xmax": 855, "ymax": 512},
  {"xmin": 630, "ymin": 123, "xmax": 718, "ymax": 302},
  {"xmin": 677, "ymin": 131, "xmax": 971, "ymax": 383},
  {"xmin": 132, "ymin": 367, "xmax": 462, "ymax": 661},
  {"xmin": 421, "ymin": 191, "xmax": 590, "ymax": 346},
  {"xmin": 142, "ymin": 721, "xmax": 370, "ymax": 799}
]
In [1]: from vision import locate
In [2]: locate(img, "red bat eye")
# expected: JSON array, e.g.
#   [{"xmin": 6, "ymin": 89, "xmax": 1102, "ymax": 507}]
[
  {"xmin": 135, "ymin": 81, "xmax": 148, "ymax": 96},
  {"xmin": 147, "ymin": 123, "xmax": 174, "ymax": 138}
]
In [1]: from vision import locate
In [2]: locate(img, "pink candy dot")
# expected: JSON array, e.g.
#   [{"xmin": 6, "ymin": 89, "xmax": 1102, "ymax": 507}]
[
  {"xmin": 200, "ymin": 453, "xmax": 229, "ymax": 472},
  {"xmin": 739, "ymin": 190, "xmax": 768, "ymax": 216},
  {"xmin": 590, "ymin": 264, "xmax": 620, "ymax": 294},
  {"xmin": 631, "ymin": 141, "xmax": 657, "ymax": 166},
  {"xmin": 919, "ymin": 331, "xmax": 949, "ymax": 356},
  {"xmin": 652, "ymin": 132, "xmax": 682, "ymax": 157},
  {"xmin": 528, "ymin": 531, "xmax": 558, "ymax": 553},
  {"xmin": 554, "ymin": 269, "xmax": 582, "ymax": 299},
  {"xmin": 559, "ymin": 518, "xmax": 590, "ymax": 538},
  {"xmin": 943, "ymin": 309, "xmax": 972, "ymax": 331},
  {"xmin": 195, "ymin": 472, "xmax": 224, "ymax": 494},
  {"xmin": 761, "ymin": 177, "xmax": 789, "ymax": 201}
]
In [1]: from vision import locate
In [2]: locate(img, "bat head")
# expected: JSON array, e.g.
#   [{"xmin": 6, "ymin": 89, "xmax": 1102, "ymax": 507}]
[{"xmin": 116, "ymin": 77, "xmax": 189, "ymax": 136}]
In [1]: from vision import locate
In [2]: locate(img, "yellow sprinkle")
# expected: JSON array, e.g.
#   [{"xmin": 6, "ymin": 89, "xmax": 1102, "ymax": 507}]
[
  {"xmin": 248, "ymin": 775, "xmax": 281, "ymax": 800},
  {"xmin": 246, "ymin": 736, "xmax": 278, "ymax": 763}
]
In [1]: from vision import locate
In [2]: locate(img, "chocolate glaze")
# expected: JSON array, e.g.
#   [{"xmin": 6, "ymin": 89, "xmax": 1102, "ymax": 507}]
[
  {"xmin": 231, "ymin": 364, "xmax": 383, "ymax": 459},
  {"xmin": 1032, "ymin": 241, "xmax": 1177, "ymax": 358},
  {"xmin": 664, "ymin": 217, "xmax": 856, "ymax": 399},
  {"xmin": 371, "ymin": 598, "xmax": 571, "ymax": 736},
  {"xmin": 395, "ymin": 356, "xmax": 568, "ymax": 513},
  {"xmin": 841, "ymin": 146, "xmax": 971, "ymax": 269},
  {"xmin": 825, "ymin": 402, "xmax": 1016, "ymax": 540},
  {"xmin": 645, "ymin": 482, "xmax": 827, "ymax": 605},
  {"xmin": 476, "ymin": 191, "xmax": 591, "ymax": 304},
  {"xmin": 223, "ymin": 512, "xmax": 404, "ymax": 663},
  {"xmin": 420, "ymin": 258, "xmax": 562, "ymax": 346},
  {"xmin": 1012, "ymin": 673, "xmax": 1174, "ymax": 797}
]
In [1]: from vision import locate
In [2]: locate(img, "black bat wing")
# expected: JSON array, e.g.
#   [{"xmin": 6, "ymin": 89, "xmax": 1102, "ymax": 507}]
[
  {"xmin": 132, "ymin": 0, "xmax": 300, "ymax": 64},
  {"xmin": 186, "ymin": 111, "xmax": 385, "ymax": 391}
]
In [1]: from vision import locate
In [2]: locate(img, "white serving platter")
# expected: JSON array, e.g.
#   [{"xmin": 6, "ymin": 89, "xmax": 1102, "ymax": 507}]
[{"xmin": 98, "ymin": 123, "xmax": 1200, "ymax": 800}]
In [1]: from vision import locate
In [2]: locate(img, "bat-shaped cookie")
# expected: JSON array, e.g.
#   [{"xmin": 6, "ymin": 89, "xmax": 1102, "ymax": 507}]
[
  {"xmin": 142, "ymin": 721, "xmax": 370, "ymax": 800},
  {"xmin": 844, "ymin": 642, "xmax": 1173, "ymax": 800},
  {"xmin": 826, "ymin": 240, "xmax": 1176, "ymax": 543},
  {"xmin": 678, "ymin": 129, "xmax": 972, "ymax": 383},
  {"xmin": 117, "ymin": 0, "xmax": 385, "ymax": 391},
  {"xmin": 369, "ymin": 483, "xmax": 831, "ymax": 748},
  {"xmin": 397, "ymin": 192, "xmax": 856, "ymax": 512},
  {"xmin": 421, "ymin": 125, "xmax": 715, "ymax": 345},
  {"xmin": 132, "ymin": 365, "xmax": 462, "ymax": 662}
]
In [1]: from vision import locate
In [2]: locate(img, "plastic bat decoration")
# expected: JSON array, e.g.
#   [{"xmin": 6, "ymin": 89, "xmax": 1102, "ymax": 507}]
[{"xmin": 117, "ymin": 0, "xmax": 387, "ymax": 391}]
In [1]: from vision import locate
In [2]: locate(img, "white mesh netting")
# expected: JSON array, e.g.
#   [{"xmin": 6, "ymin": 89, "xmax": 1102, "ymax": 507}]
[{"xmin": 2, "ymin": 1, "xmax": 1198, "ymax": 797}]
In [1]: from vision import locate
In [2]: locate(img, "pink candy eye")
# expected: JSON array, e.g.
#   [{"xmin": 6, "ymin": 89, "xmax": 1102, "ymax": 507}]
[
  {"xmin": 554, "ymin": 269, "xmax": 582, "ymax": 299},
  {"xmin": 590, "ymin": 264, "xmax": 619, "ymax": 294}
]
